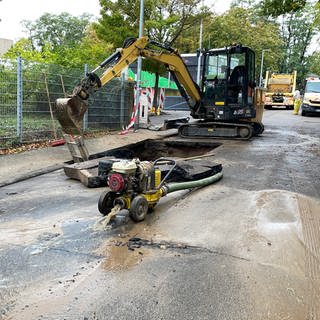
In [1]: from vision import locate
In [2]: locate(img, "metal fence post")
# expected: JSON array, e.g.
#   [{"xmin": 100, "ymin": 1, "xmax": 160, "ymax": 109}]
[
  {"xmin": 83, "ymin": 64, "xmax": 89, "ymax": 131},
  {"xmin": 16, "ymin": 56, "xmax": 23, "ymax": 142}
]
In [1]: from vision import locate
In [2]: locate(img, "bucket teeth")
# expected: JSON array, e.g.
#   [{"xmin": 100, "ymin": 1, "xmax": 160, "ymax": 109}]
[{"xmin": 55, "ymin": 96, "xmax": 88, "ymax": 134}]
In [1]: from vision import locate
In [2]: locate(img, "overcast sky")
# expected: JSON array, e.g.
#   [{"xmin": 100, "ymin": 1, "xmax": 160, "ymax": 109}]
[
  {"xmin": 0, "ymin": 0, "xmax": 231, "ymax": 41},
  {"xmin": 0, "ymin": 0, "xmax": 101, "ymax": 40}
]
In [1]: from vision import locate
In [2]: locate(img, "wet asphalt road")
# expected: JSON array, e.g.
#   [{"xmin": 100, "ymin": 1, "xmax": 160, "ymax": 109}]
[{"xmin": 0, "ymin": 109, "xmax": 320, "ymax": 320}]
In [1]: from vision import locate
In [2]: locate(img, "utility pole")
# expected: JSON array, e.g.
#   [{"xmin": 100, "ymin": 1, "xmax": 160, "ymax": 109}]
[
  {"xmin": 196, "ymin": 0, "xmax": 204, "ymax": 85},
  {"xmin": 259, "ymin": 49, "xmax": 269, "ymax": 87},
  {"xmin": 134, "ymin": 0, "xmax": 144, "ymax": 131}
]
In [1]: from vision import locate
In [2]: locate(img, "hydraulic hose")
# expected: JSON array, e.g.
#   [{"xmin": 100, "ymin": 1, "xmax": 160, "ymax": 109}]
[{"xmin": 162, "ymin": 171, "xmax": 223, "ymax": 195}]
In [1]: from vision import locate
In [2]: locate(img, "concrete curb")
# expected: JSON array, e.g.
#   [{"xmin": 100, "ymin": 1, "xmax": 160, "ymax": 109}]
[{"xmin": 0, "ymin": 163, "xmax": 65, "ymax": 188}]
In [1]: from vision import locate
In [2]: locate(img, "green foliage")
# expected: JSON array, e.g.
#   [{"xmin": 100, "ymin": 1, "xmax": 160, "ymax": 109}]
[
  {"xmin": 94, "ymin": 0, "xmax": 207, "ymax": 103},
  {"xmin": 94, "ymin": 0, "xmax": 208, "ymax": 75},
  {"xmin": 218, "ymin": 2, "xmax": 319, "ymax": 86},
  {"xmin": 95, "ymin": 0, "xmax": 206, "ymax": 47},
  {"xmin": 4, "ymin": 38, "xmax": 57, "ymax": 63},
  {"xmin": 315, "ymin": 1, "xmax": 320, "ymax": 27},
  {"xmin": 3, "ymin": 1, "xmax": 319, "ymax": 92},
  {"xmin": 307, "ymin": 52, "xmax": 320, "ymax": 77},
  {"xmin": 230, "ymin": 0, "xmax": 258, "ymax": 9},
  {"xmin": 145, "ymin": 0, "xmax": 207, "ymax": 45},
  {"xmin": 22, "ymin": 12, "xmax": 92, "ymax": 51},
  {"xmin": 273, "ymin": 3, "xmax": 319, "ymax": 84},
  {"xmin": 94, "ymin": 0, "xmax": 141, "ymax": 47},
  {"xmin": 4, "ymin": 13, "xmax": 112, "ymax": 69},
  {"xmin": 175, "ymin": 13, "xmax": 212, "ymax": 52},
  {"xmin": 259, "ymin": 0, "xmax": 307, "ymax": 17},
  {"xmin": 201, "ymin": 7, "xmax": 283, "ymax": 78},
  {"xmin": 51, "ymin": 26, "xmax": 113, "ymax": 68}
]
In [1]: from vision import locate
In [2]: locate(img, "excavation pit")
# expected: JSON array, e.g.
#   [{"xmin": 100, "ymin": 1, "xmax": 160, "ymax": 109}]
[
  {"xmin": 90, "ymin": 139, "xmax": 221, "ymax": 161},
  {"xmin": 64, "ymin": 139, "xmax": 222, "ymax": 187}
]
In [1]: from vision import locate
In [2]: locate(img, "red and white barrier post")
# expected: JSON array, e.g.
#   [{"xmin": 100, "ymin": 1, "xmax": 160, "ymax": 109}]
[
  {"xmin": 146, "ymin": 87, "xmax": 154, "ymax": 112},
  {"xmin": 157, "ymin": 88, "xmax": 165, "ymax": 115},
  {"xmin": 120, "ymin": 86, "xmax": 149, "ymax": 134},
  {"xmin": 120, "ymin": 86, "xmax": 139, "ymax": 134}
]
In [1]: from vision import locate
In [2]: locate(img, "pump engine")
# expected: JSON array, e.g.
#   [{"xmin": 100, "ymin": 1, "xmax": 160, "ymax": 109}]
[
  {"xmin": 97, "ymin": 157, "xmax": 223, "ymax": 223},
  {"xmin": 98, "ymin": 158, "xmax": 163, "ymax": 222}
]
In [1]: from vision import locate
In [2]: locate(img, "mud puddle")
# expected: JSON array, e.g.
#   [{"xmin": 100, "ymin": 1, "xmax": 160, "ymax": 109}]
[
  {"xmin": 96, "ymin": 217, "xmax": 160, "ymax": 272},
  {"xmin": 253, "ymin": 128, "xmax": 320, "ymax": 148},
  {"xmin": 95, "ymin": 190, "xmax": 192, "ymax": 272}
]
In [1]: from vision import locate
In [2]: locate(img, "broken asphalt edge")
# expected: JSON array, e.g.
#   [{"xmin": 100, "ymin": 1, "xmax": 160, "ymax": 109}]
[{"xmin": 0, "ymin": 130, "xmax": 179, "ymax": 188}]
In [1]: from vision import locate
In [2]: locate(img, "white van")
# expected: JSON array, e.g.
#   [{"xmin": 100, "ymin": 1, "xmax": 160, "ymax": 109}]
[{"xmin": 301, "ymin": 77, "xmax": 320, "ymax": 116}]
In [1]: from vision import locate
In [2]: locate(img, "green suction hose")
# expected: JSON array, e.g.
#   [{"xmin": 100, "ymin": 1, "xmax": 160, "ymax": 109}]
[{"xmin": 162, "ymin": 171, "xmax": 223, "ymax": 195}]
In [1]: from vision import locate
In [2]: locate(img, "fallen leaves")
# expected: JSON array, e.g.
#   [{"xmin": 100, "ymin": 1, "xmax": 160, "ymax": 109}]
[{"xmin": 0, "ymin": 141, "xmax": 50, "ymax": 155}]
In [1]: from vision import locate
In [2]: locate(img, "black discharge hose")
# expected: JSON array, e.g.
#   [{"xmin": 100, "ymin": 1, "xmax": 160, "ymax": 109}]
[{"xmin": 162, "ymin": 171, "xmax": 223, "ymax": 195}]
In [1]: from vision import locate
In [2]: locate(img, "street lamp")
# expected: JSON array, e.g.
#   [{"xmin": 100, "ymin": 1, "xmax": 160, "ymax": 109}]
[{"xmin": 259, "ymin": 49, "xmax": 270, "ymax": 87}]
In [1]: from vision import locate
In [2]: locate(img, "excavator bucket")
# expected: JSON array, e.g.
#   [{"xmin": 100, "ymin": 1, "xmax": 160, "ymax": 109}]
[{"xmin": 55, "ymin": 96, "xmax": 88, "ymax": 135}]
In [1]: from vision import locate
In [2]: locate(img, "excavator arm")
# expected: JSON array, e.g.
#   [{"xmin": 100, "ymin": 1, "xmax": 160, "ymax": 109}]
[{"xmin": 55, "ymin": 36, "xmax": 201, "ymax": 134}]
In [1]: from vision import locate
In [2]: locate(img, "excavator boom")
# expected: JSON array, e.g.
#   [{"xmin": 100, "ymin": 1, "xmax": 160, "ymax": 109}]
[{"xmin": 55, "ymin": 37, "xmax": 201, "ymax": 134}]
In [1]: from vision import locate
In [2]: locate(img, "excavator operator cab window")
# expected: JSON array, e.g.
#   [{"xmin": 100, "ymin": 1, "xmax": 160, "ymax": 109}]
[
  {"xmin": 228, "ymin": 50, "xmax": 255, "ymax": 106},
  {"xmin": 203, "ymin": 54, "xmax": 228, "ymax": 103},
  {"xmin": 228, "ymin": 53, "xmax": 246, "ymax": 104},
  {"xmin": 203, "ymin": 47, "xmax": 255, "ymax": 108}
]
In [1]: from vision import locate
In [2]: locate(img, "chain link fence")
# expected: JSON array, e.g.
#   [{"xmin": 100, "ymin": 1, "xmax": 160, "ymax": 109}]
[{"xmin": 0, "ymin": 58, "xmax": 134, "ymax": 149}]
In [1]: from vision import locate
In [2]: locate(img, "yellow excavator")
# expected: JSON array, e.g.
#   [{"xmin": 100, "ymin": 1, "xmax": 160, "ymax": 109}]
[{"xmin": 55, "ymin": 36, "xmax": 264, "ymax": 140}]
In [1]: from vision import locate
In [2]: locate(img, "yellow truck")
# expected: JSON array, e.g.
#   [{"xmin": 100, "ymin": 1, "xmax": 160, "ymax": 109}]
[{"xmin": 264, "ymin": 71, "xmax": 297, "ymax": 109}]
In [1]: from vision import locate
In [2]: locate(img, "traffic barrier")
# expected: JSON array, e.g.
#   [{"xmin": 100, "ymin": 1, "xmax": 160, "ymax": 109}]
[
  {"xmin": 120, "ymin": 86, "xmax": 139, "ymax": 135},
  {"xmin": 120, "ymin": 86, "xmax": 149, "ymax": 134},
  {"xmin": 157, "ymin": 88, "xmax": 165, "ymax": 115},
  {"xmin": 146, "ymin": 87, "xmax": 154, "ymax": 112}
]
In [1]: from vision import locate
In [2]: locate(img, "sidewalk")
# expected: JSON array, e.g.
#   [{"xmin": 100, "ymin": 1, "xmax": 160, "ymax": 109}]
[{"xmin": 0, "ymin": 129, "xmax": 172, "ymax": 187}]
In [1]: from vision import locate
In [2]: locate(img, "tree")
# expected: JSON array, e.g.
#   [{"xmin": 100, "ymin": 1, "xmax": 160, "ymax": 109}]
[
  {"xmin": 95, "ymin": 0, "xmax": 206, "ymax": 47},
  {"xmin": 50, "ymin": 25, "xmax": 113, "ymax": 68},
  {"xmin": 307, "ymin": 52, "xmax": 320, "ymax": 76},
  {"xmin": 230, "ymin": 0, "xmax": 258, "ymax": 9},
  {"xmin": 22, "ymin": 12, "xmax": 92, "ymax": 51},
  {"xmin": 255, "ymin": 0, "xmax": 320, "ymax": 85},
  {"xmin": 175, "ymin": 12, "xmax": 213, "ymax": 52},
  {"xmin": 268, "ymin": 3, "xmax": 319, "ymax": 84},
  {"xmin": 315, "ymin": 1, "xmax": 320, "ymax": 27},
  {"xmin": 4, "ymin": 38, "xmax": 57, "ymax": 63},
  {"xmin": 94, "ymin": 0, "xmax": 207, "ymax": 111},
  {"xmin": 259, "ymin": 0, "xmax": 307, "ymax": 17},
  {"xmin": 203, "ymin": 7, "xmax": 283, "ymax": 79},
  {"xmin": 4, "ymin": 13, "xmax": 111, "ymax": 68}
]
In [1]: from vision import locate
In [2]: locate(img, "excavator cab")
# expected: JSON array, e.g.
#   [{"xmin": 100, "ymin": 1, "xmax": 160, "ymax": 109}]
[{"xmin": 201, "ymin": 45, "xmax": 256, "ymax": 121}]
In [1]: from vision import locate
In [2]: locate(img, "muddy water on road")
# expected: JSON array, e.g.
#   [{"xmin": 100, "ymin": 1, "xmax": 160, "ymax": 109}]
[
  {"xmin": 244, "ymin": 190, "xmax": 320, "ymax": 319},
  {"xmin": 1, "ymin": 110, "xmax": 320, "ymax": 319},
  {"xmin": 153, "ymin": 183, "xmax": 320, "ymax": 319},
  {"xmin": 0, "ymin": 218, "xmax": 63, "ymax": 248}
]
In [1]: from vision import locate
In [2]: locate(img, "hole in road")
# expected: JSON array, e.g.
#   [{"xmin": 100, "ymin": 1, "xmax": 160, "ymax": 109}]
[{"xmin": 90, "ymin": 139, "xmax": 221, "ymax": 161}]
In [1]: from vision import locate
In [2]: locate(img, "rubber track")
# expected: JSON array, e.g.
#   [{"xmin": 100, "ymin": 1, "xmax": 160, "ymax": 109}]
[{"xmin": 178, "ymin": 122, "xmax": 254, "ymax": 140}]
